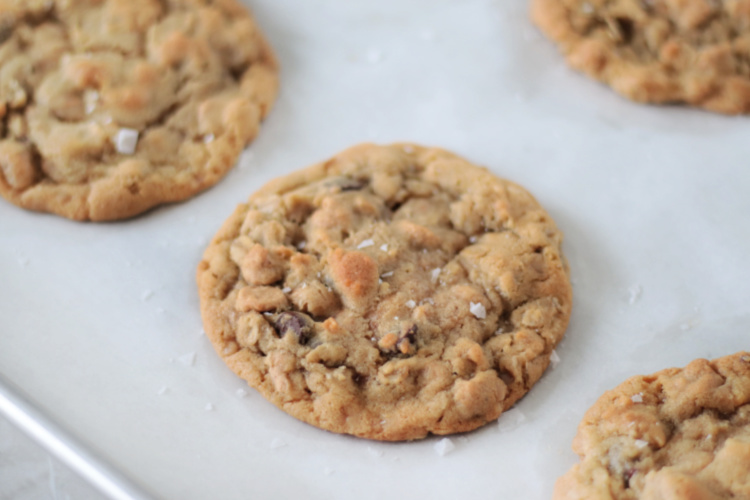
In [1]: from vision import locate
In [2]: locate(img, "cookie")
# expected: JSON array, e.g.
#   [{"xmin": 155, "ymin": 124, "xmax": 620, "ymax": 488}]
[
  {"xmin": 531, "ymin": 0, "xmax": 750, "ymax": 114},
  {"xmin": 196, "ymin": 143, "xmax": 572, "ymax": 441},
  {"xmin": 0, "ymin": 0, "xmax": 278, "ymax": 221},
  {"xmin": 554, "ymin": 352, "xmax": 750, "ymax": 500}
]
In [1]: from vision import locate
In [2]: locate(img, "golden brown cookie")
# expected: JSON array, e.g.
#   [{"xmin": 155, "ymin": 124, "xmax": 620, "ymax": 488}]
[
  {"xmin": 197, "ymin": 143, "xmax": 572, "ymax": 441},
  {"xmin": 531, "ymin": 0, "xmax": 750, "ymax": 114},
  {"xmin": 0, "ymin": 0, "xmax": 278, "ymax": 221},
  {"xmin": 554, "ymin": 352, "xmax": 750, "ymax": 500}
]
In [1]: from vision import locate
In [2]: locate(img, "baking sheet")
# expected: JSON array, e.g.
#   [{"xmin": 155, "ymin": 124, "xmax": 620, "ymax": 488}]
[
  {"xmin": 0, "ymin": 414, "xmax": 103, "ymax": 500},
  {"xmin": 2, "ymin": 0, "xmax": 749, "ymax": 498}
]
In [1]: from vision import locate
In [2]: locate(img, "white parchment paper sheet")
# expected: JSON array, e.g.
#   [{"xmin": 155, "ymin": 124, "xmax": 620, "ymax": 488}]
[{"xmin": 1, "ymin": 1, "xmax": 749, "ymax": 498}]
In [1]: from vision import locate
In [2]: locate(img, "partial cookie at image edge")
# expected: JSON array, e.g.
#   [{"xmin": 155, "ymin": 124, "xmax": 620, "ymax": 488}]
[
  {"xmin": 554, "ymin": 351, "xmax": 750, "ymax": 500},
  {"xmin": 0, "ymin": 0, "xmax": 279, "ymax": 221},
  {"xmin": 531, "ymin": 0, "xmax": 750, "ymax": 114}
]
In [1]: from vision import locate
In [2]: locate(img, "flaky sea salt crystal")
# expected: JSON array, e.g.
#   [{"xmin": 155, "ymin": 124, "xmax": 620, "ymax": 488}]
[
  {"xmin": 236, "ymin": 388, "xmax": 248, "ymax": 398},
  {"xmin": 550, "ymin": 350, "xmax": 561, "ymax": 368},
  {"xmin": 634, "ymin": 439, "xmax": 649, "ymax": 449},
  {"xmin": 381, "ymin": 271, "xmax": 394, "ymax": 278},
  {"xmin": 297, "ymin": 241, "xmax": 306, "ymax": 250},
  {"xmin": 115, "ymin": 128, "xmax": 139, "ymax": 155},
  {"xmin": 631, "ymin": 393, "xmax": 643, "ymax": 404},
  {"xmin": 434, "ymin": 438, "xmax": 455, "ymax": 457},
  {"xmin": 83, "ymin": 90, "xmax": 98, "ymax": 114},
  {"xmin": 178, "ymin": 352, "xmax": 196, "ymax": 367},
  {"xmin": 431, "ymin": 268, "xmax": 441, "ymax": 282},
  {"xmin": 469, "ymin": 236, "xmax": 478, "ymax": 243},
  {"xmin": 405, "ymin": 300, "xmax": 416, "ymax": 309},
  {"xmin": 498, "ymin": 408, "xmax": 526, "ymax": 432},
  {"xmin": 402, "ymin": 145, "xmax": 415, "ymax": 154},
  {"xmin": 470, "ymin": 302, "xmax": 486, "ymax": 319},
  {"xmin": 282, "ymin": 287, "xmax": 292, "ymax": 294},
  {"xmin": 357, "ymin": 239, "xmax": 375, "ymax": 249},
  {"xmin": 270, "ymin": 438, "xmax": 287, "ymax": 449},
  {"xmin": 203, "ymin": 134, "xmax": 215, "ymax": 144},
  {"xmin": 380, "ymin": 244, "xmax": 388, "ymax": 252},
  {"xmin": 628, "ymin": 285, "xmax": 642, "ymax": 305}
]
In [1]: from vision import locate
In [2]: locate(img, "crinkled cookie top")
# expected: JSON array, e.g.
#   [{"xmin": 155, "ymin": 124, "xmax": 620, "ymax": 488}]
[
  {"xmin": 554, "ymin": 352, "xmax": 750, "ymax": 500},
  {"xmin": 532, "ymin": 0, "xmax": 750, "ymax": 114},
  {"xmin": 0, "ymin": 0, "xmax": 278, "ymax": 220},
  {"xmin": 197, "ymin": 143, "xmax": 572, "ymax": 441}
]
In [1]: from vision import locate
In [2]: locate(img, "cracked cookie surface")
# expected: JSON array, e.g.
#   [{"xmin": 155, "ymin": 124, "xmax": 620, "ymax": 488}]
[
  {"xmin": 196, "ymin": 143, "xmax": 572, "ymax": 441},
  {"xmin": 554, "ymin": 352, "xmax": 750, "ymax": 500},
  {"xmin": 0, "ymin": 0, "xmax": 278, "ymax": 221},
  {"xmin": 531, "ymin": 0, "xmax": 750, "ymax": 114}
]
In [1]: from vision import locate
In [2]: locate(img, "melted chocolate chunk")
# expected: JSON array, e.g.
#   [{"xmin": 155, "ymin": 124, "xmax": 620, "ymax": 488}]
[
  {"xmin": 352, "ymin": 371, "xmax": 365, "ymax": 385},
  {"xmin": 273, "ymin": 311, "xmax": 313, "ymax": 344}
]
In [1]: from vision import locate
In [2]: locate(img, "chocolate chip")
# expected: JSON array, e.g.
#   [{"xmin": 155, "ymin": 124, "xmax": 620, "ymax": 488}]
[
  {"xmin": 606, "ymin": 16, "xmax": 634, "ymax": 44},
  {"xmin": 0, "ymin": 20, "xmax": 14, "ymax": 45},
  {"xmin": 396, "ymin": 324, "xmax": 418, "ymax": 355},
  {"xmin": 331, "ymin": 177, "xmax": 365, "ymax": 192},
  {"xmin": 273, "ymin": 311, "xmax": 313, "ymax": 344},
  {"xmin": 615, "ymin": 18, "xmax": 635, "ymax": 44},
  {"xmin": 623, "ymin": 468, "xmax": 636, "ymax": 488}
]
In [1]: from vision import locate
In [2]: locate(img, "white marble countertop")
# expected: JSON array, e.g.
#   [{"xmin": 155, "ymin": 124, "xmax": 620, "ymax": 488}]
[
  {"xmin": 1, "ymin": 0, "xmax": 749, "ymax": 499},
  {"xmin": 0, "ymin": 416, "xmax": 103, "ymax": 500}
]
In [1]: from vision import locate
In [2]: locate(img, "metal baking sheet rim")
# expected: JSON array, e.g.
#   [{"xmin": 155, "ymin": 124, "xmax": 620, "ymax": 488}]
[{"xmin": 0, "ymin": 373, "xmax": 153, "ymax": 500}]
